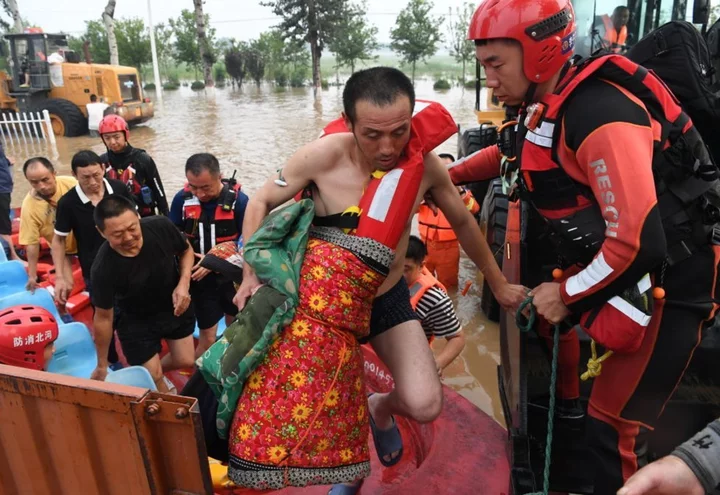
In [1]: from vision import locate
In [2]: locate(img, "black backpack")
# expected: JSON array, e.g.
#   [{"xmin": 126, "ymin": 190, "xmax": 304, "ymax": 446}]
[
  {"xmin": 705, "ymin": 17, "xmax": 720, "ymax": 78},
  {"xmin": 626, "ymin": 21, "xmax": 720, "ymax": 165}
]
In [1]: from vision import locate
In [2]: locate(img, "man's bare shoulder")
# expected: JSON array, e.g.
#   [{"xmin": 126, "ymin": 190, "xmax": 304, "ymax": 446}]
[
  {"xmin": 287, "ymin": 133, "xmax": 354, "ymax": 178},
  {"xmin": 417, "ymin": 152, "xmax": 450, "ymax": 193},
  {"xmin": 423, "ymin": 151, "xmax": 448, "ymax": 178}
]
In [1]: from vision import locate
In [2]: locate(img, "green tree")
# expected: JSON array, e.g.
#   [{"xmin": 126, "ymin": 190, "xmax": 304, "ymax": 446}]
[
  {"xmin": 224, "ymin": 41, "xmax": 246, "ymax": 86},
  {"xmin": 68, "ymin": 36, "xmax": 84, "ymax": 55},
  {"xmin": 328, "ymin": 1, "xmax": 378, "ymax": 74},
  {"xmin": 447, "ymin": 2, "xmax": 475, "ymax": 83},
  {"xmin": 80, "ymin": 20, "xmax": 110, "ymax": 64},
  {"xmin": 216, "ymin": 37, "xmax": 234, "ymax": 55},
  {"xmin": 390, "ymin": 0, "xmax": 444, "ymax": 82},
  {"xmin": 262, "ymin": 0, "xmax": 347, "ymax": 92},
  {"xmin": 169, "ymin": 9, "xmax": 217, "ymax": 80},
  {"xmin": 153, "ymin": 22, "xmax": 174, "ymax": 79},
  {"xmin": 115, "ymin": 18, "xmax": 151, "ymax": 71},
  {"xmin": 254, "ymin": 29, "xmax": 309, "ymax": 86},
  {"xmin": 245, "ymin": 45, "xmax": 265, "ymax": 85},
  {"xmin": 73, "ymin": 18, "xmax": 153, "ymax": 70}
]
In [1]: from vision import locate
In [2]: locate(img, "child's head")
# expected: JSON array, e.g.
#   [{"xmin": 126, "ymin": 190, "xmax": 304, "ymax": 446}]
[
  {"xmin": 0, "ymin": 305, "xmax": 58, "ymax": 371},
  {"xmin": 403, "ymin": 235, "xmax": 427, "ymax": 285}
]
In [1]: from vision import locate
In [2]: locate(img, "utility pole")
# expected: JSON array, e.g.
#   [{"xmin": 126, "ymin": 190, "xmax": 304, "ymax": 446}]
[{"xmin": 147, "ymin": 0, "xmax": 163, "ymax": 108}]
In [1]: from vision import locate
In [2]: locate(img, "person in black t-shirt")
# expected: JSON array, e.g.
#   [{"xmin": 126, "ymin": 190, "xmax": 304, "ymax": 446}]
[
  {"xmin": 90, "ymin": 196, "xmax": 195, "ymax": 393},
  {"xmin": 52, "ymin": 150, "xmax": 134, "ymax": 368},
  {"xmin": 52, "ymin": 150, "xmax": 135, "ymax": 304}
]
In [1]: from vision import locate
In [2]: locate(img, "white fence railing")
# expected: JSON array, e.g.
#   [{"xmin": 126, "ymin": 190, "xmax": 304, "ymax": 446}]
[{"xmin": 0, "ymin": 110, "xmax": 57, "ymax": 148}]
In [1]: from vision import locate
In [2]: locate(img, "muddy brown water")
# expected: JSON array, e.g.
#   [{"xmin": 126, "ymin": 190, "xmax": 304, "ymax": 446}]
[{"xmin": 6, "ymin": 80, "xmax": 505, "ymax": 427}]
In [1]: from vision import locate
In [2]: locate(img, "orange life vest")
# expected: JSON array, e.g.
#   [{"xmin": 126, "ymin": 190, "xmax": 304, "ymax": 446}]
[
  {"xmin": 311, "ymin": 100, "xmax": 457, "ymax": 250},
  {"xmin": 408, "ymin": 266, "xmax": 447, "ymax": 344},
  {"xmin": 418, "ymin": 188, "xmax": 480, "ymax": 242},
  {"xmin": 601, "ymin": 14, "xmax": 627, "ymax": 52},
  {"xmin": 182, "ymin": 181, "xmax": 242, "ymax": 255}
]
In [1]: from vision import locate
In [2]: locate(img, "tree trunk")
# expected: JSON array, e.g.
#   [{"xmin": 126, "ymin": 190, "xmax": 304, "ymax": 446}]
[
  {"xmin": 307, "ymin": 0, "xmax": 321, "ymax": 95},
  {"xmin": 193, "ymin": 0, "xmax": 214, "ymax": 87},
  {"xmin": 412, "ymin": 60, "xmax": 416, "ymax": 83},
  {"xmin": 462, "ymin": 59, "xmax": 466, "ymax": 83},
  {"xmin": 103, "ymin": 0, "xmax": 119, "ymax": 66},
  {"xmin": 351, "ymin": 61, "xmax": 355, "ymax": 74},
  {"xmin": 6, "ymin": 0, "xmax": 23, "ymax": 33}
]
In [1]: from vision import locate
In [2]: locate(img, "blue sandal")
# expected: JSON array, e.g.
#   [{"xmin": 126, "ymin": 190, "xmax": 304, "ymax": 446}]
[
  {"xmin": 368, "ymin": 393, "xmax": 404, "ymax": 467},
  {"xmin": 328, "ymin": 481, "xmax": 362, "ymax": 494}
]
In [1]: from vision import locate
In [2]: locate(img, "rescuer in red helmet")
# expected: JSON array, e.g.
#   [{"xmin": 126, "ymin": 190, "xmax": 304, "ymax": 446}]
[
  {"xmin": 98, "ymin": 114, "xmax": 169, "ymax": 218},
  {"xmin": 447, "ymin": 0, "xmax": 720, "ymax": 491},
  {"xmin": 0, "ymin": 305, "xmax": 59, "ymax": 371}
]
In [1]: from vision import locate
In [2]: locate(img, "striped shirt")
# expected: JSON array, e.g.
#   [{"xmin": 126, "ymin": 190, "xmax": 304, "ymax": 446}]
[{"xmin": 415, "ymin": 287, "xmax": 462, "ymax": 339}]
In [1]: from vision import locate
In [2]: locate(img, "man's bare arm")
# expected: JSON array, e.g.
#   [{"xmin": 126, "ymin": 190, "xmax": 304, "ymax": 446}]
[
  {"xmin": 172, "ymin": 240, "xmax": 194, "ymax": 316},
  {"xmin": 90, "ymin": 307, "xmax": 113, "ymax": 381},
  {"xmin": 25, "ymin": 244, "xmax": 40, "ymax": 292},
  {"xmin": 50, "ymin": 234, "xmax": 72, "ymax": 304},
  {"xmin": 426, "ymin": 153, "xmax": 526, "ymax": 310}
]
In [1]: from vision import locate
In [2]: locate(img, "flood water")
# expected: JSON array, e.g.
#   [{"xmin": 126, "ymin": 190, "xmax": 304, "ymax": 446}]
[{"xmin": 6, "ymin": 80, "xmax": 506, "ymax": 427}]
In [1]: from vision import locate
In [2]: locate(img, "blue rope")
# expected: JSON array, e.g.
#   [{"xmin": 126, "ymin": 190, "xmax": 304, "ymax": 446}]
[{"xmin": 516, "ymin": 297, "xmax": 559, "ymax": 495}]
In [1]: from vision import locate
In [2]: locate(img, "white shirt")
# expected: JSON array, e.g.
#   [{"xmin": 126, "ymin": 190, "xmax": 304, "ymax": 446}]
[{"xmin": 87, "ymin": 102, "xmax": 109, "ymax": 131}]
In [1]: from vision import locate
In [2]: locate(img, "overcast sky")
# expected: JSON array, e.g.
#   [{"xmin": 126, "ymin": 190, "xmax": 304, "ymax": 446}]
[{"xmin": 21, "ymin": 0, "xmax": 469, "ymax": 44}]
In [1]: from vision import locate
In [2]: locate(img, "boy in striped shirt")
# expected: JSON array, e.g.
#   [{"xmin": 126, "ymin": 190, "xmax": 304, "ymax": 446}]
[{"xmin": 403, "ymin": 235, "xmax": 466, "ymax": 376}]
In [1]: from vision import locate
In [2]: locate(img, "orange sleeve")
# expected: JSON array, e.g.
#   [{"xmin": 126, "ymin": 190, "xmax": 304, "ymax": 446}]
[
  {"xmin": 447, "ymin": 146, "xmax": 502, "ymax": 185},
  {"xmin": 463, "ymin": 190, "xmax": 481, "ymax": 215},
  {"xmin": 559, "ymin": 122, "xmax": 667, "ymax": 314}
]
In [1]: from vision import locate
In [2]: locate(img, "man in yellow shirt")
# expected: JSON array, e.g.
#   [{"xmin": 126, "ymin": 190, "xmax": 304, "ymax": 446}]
[{"xmin": 19, "ymin": 157, "xmax": 77, "ymax": 292}]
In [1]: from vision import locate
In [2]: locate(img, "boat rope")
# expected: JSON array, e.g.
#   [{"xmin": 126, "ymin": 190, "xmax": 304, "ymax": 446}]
[
  {"xmin": 516, "ymin": 297, "xmax": 558, "ymax": 495},
  {"xmin": 581, "ymin": 340, "xmax": 613, "ymax": 381}
]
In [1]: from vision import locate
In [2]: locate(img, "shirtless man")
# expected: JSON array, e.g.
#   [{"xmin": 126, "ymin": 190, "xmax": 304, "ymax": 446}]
[{"xmin": 234, "ymin": 67, "xmax": 526, "ymax": 480}]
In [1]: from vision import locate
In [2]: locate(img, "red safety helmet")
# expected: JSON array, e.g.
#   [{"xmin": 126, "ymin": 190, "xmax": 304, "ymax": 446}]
[
  {"xmin": 468, "ymin": 0, "xmax": 577, "ymax": 83},
  {"xmin": 0, "ymin": 305, "xmax": 59, "ymax": 371},
  {"xmin": 98, "ymin": 114, "xmax": 130, "ymax": 141}
]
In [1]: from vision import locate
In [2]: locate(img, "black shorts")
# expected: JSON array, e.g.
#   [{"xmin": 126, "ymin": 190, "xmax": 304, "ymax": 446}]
[
  {"xmin": 0, "ymin": 193, "xmax": 11, "ymax": 235},
  {"xmin": 191, "ymin": 274, "xmax": 238, "ymax": 330},
  {"xmin": 361, "ymin": 276, "xmax": 419, "ymax": 344},
  {"xmin": 116, "ymin": 309, "xmax": 195, "ymax": 366}
]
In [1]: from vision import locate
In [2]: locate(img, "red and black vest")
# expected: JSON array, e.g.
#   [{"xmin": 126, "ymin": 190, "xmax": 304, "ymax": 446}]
[
  {"xmin": 182, "ymin": 181, "xmax": 242, "ymax": 255},
  {"xmin": 515, "ymin": 54, "xmax": 719, "ymax": 267},
  {"xmin": 104, "ymin": 148, "xmax": 155, "ymax": 217}
]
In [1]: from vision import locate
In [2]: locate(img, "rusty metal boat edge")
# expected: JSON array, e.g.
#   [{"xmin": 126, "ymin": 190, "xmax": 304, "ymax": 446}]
[{"xmin": 0, "ymin": 364, "xmax": 213, "ymax": 495}]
